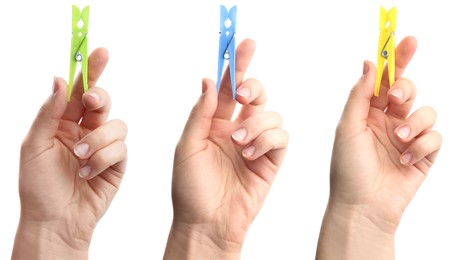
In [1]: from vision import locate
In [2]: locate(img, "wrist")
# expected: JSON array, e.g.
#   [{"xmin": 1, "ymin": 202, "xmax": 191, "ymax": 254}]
[
  {"xmin": 12, "ymin": 217, "xmax": 92, "ymax": 260},
  {"xmin": 164, "ymin": 221, "xmax": 242, "ymax": 260},
  {"xmin": 316, "ymin": 200, "xmax": 396, "ymax": 260}
]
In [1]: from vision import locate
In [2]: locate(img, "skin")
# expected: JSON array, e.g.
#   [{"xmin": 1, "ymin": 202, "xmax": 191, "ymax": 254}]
[
  {"xmin": 12, "ymin": 48, "xmax": 128, "ymax": 260},
  {"xmin": 163, "ymin": 39, "xmax": 289, "ymax": 260},
  {"xmin": 316, "ymin": 36, "xmax": 442, "ymax": 260}
]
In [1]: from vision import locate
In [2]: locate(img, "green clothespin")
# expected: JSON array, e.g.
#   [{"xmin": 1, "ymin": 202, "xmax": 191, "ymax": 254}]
[{"xmin": 68, "ymin": 5, "xmax": 90, "ymax": 101}]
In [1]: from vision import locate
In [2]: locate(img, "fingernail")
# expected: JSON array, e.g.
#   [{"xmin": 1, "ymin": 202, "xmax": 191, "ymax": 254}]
[
  {"xmin": 52, "ymin": 76, "xmax": 57, "ymax": 94},
  {"xmin": 396, "ymin": 126, "xmax": 411, "ymax": 140},
  {"xmin": 79, "ymin": 165, "xmax": 92, "ymax": 178},
  {"xmin": 86, "ymin": 92, "xmax": 100, "ymax": 102},
  {"xmin": 363, "ymin": 61, "xmax": 370, "ymax": 75},
  {"xmin": 390, "ymin": 88, "xmax": 404, "ymax": 100},
  {"xmin": 236, "ymin": 87, "xmax": 251, "ymax": 98},
  {"xmin": 242, "ymin": 145, "xmax": 256, "ymax": 158},
  {"xmin": 74, "ymin": 143, "xmax": 90, "ymax": 158},
  {"xmin": 400, "ymin": 153, "xmax": 413, "ymax": 165},
  {"xmin": 202, "ymin": 79, "xmax": 208, "ymax": 94},
  {"xmin": 232, "ymin": 128, "xmax": 247, "ymax": 142}
]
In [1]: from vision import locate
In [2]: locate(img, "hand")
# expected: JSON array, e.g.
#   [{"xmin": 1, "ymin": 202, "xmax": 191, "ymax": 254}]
[
  {"xmin": 164, "ymin": 39, "xmax": 288, "ymax": 260},
  {"xmin": 316, "ymin": 36, "xmax": 442, "ymax": 259},
  {"xmin": 12, "ymin": 48, "xmax": 128, "ymax": 260}
]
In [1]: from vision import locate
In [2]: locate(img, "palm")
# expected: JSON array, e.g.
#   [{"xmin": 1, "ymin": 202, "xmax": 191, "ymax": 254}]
[
  {"xmin": 20, "ymin": 118, "xmax": 119, "ymax": 225},
  {"xmin": 333, "ymin": 108, "xmax": 424, "ymax": 204},
  {"xmin": 173, "ymin": 118, "xmax": 274, "ymax": 229}
]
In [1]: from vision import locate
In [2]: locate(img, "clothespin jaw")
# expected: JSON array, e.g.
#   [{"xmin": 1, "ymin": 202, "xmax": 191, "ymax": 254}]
[
  {"xmin": 68, "ymin": 5, "xmax": 90, "ymax": 101},
  {"xmin": 374, "ymin": 7, "xmax": 396, "ymax": 97},
  {"xmin": 216, "ymin": 5, "xmax": 237, "ymax": 99}
]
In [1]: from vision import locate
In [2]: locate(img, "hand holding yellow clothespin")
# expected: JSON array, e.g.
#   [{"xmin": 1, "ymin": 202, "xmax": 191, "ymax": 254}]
[
  {"xmin": 68, "ymin": 5, "xmax": 90, "ymax": 101},
  {"xmin": 375, "ymin": 7, "xmax": 396, "ymax": 96}
]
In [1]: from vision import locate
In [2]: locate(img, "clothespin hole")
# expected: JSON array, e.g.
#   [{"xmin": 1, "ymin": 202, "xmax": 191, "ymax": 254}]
[
  {"xmin": 77, "ymin": 20, "xmax": 84, "ymax": 29},
  {"xmin": 226, "ymin": 31, "xmax": 230, "ymax": 36},
  {"xmin": 75, "ymin": 52, "xmax": 83, "ymax": 62},
  {"xmin": 224, "ymin": 52, "xmax": 230, "ymax": 60},
  {"xmin": 385, "ymin": 21, "xmax": 390, "ymax": 28},
  {"xmin": 224, "ymin": 19, "xmax": 232, "ymax": 28},
  {"xmin": 78, "ymin": 32, "xmax": 83, "ymax": 37}
]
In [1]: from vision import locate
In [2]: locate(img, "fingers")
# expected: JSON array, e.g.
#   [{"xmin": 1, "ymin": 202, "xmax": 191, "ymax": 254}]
[
  {"xmin": 394, "ymin": 106, "xmax": 437, "ymax": 143},
  {"xmin": 371, "ymin": 36, "xmax": 418, "ymax": 109},
  {"xmin": 231, "ymin": 110, "xmax": 288, "ymax": 183},
  {"xmin": 24, "ymin": 77, "xmax": 68, "ymax": 145},
  {"xmin": 79, "ymin": 87, "xmax": 112, "ymax": 130},
  {"xmin": 383, "ymin": 36, "xmax": 418, "ymax": 86},
  {"xmin": 62, "ymin": 48, "xmax": 109, "ymax": 123},
  {"xmin": 231, "ymin": 111, "xmax": 287, "ymax": 161},
  {"xmin": 399, "ymin": 131, "xmax": 441, "ymax": 171},
  {"xmin": 214, "ymin": 39, "xmax": 256, "ymax": 121},
  {"xmin": 73, "ymin": 119, "xmax": 128, "ymax": 179},
  {"xmin": 385, "ymin": 78, "xmax": 417, "ymax": 119},
  {"xmin": 394, "ymin": 106, "xmax": 441, "ymax": 171},
  {"xmin": 234, "ymin": 78, "xmax": 267, "ymax": 122},
  {"xmin": 78, "ymin": 141, "xmax": 127, "ymax": 180},
  {"xmin": 179, "ymin": 79, "xmax": 218, "ymax": 143}
]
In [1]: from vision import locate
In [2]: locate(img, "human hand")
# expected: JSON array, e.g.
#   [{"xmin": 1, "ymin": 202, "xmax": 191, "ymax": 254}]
[
  {"xmin": 316, "ymin": 36, "xmax": 442, "ymax": 259},
  {"xmin": 164, "ymin": 39, "xmax": 288, "ymax": 260},
  {"xmin": 12, "ymin": 48, "xmax": 128, "ymax": 260}
]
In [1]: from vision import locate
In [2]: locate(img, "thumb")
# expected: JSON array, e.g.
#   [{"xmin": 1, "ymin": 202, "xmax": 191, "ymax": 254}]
[
  {"xmin": 25, "ymin": 77, "xmax": 69, "ymax": 144},
  {"xmin": 180, "ymin": 79, "xmax": 218, "ymax": 142},
  {"xmin": 340, "ymin": 61, "xmax": 376, "ymax": 125}
]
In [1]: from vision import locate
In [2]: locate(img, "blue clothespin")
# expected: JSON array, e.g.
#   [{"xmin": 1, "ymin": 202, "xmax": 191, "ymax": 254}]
[{"xmin": 216, "ymin": 5, "xmax": 237, "ymax": 98}]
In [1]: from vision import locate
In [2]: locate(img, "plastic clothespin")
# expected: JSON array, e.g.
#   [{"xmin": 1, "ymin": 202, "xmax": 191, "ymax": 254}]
[
  {"xmin": 216, "ymin": 5, "xmax": 237, "ymax": 98},
  {"xmin": 68, "ymin": 5, "xmax": 90, "ymax": 101},
  {"xmin": 374, "ymin": 7, "xmax": 397, "ymax": 97}
]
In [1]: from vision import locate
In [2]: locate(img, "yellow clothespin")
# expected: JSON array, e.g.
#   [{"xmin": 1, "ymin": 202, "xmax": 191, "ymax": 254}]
[
  {"xmin": 68, "ymin": 5, "xmax": 90, "ymax": 101},
  {"xmin": 375, "ymin": 7, "xmax": 396, "ymax": 96}
]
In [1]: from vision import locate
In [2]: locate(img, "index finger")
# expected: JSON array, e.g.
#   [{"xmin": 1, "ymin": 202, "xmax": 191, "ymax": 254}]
[
  {"xmin": 372, "ymin": 36, "xmax": 417, "ymax": 109},
  {"xmin": 213, "ymin": 39, "xmax": 256, "ymax": 120},
  {"xmin": 79, "ymin": 87, "xmax": 112, "ymax": 130},
  {"xmin": 62, "ymin": 48, "xmax": 109, "ymax": 123},
  {"xmin": 382, "ymin": 36, "xmax": 417, "ymax": 84}
]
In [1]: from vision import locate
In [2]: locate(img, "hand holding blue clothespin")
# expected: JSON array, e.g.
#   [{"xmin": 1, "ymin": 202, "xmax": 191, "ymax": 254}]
[{"xmin": 216, "ymin": 5, "xmax": 237, "ymax": 98}]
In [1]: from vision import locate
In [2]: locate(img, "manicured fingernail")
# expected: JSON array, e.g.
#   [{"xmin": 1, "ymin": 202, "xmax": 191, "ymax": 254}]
[
  {"xmin": 74, "ymin": 143, "xmax": 90, "ymax": 158},
  {"xmin": 242, "ymin": 145, "xmax": 256, "ymax": 158},
  {"xmin": 86, "ymin": 92, "xmax": 100, "ymax": 102},
  {"xmin": 202, "ymin": 79, "xmax": 208, "ymax": 94},
  {"xmin": 52, "ymin": 76, "xmax": 57, "ymax": 94},
  {"xmin": 400, "ymin": 153, "xmax": 413, "ymax": 165},
  {"xmin": 363, "ymin": 61, "xmax": 370, "ymax": 75},
  {"xmin": 397, "ymin": 126, "xmax": 411, "ymax": 140},
  {"xmin": 232, "ymin": 128, "xmax": 247, "ymax": 142},
  {"xmin": 79, "ymin": 165, "xmax": 92, "ymax": 178},
  {"xmin": 236, "ymin": 87, "xmax": 251, "ymax": 98},
  {"xmin": 390, "ymin": 88, "xmax": 404, "ymax": 100}
]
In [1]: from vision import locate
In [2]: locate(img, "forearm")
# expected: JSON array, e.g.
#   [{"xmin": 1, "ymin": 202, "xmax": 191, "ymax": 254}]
[
  {"xmin": 316, "ymin": 202, "xmax": 395, "ymax": 260},
  {"xmin": 163, "ymin": 221, "xmax": 242, "ymax": 260},
  {"xmin": 12, "ymin": 219, "xmax": 90, "ymax": 260}
]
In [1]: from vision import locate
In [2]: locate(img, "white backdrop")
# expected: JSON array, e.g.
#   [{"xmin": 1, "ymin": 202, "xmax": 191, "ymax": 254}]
[{"xmin": 1, "ymin": 1, "xmax": 452, "ymax": 259}]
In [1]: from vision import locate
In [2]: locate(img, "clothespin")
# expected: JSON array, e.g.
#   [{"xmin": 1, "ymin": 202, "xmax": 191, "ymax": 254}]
[
  {"xmin": 68, "ymin": 5, "xmax": 90, "ymax": 101},
  {"xmin": 216, "ymin": 5, "xmax": 237, "ymax": 99},
  {"xmin": 374, "ymin": 7, "xmax": 396, "ymax": 96}
]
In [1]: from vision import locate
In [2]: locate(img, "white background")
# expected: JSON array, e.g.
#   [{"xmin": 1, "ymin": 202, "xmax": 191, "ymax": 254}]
[{"xmin": 1, "ymin": 1, "xmax": 452, "ymax": 259}]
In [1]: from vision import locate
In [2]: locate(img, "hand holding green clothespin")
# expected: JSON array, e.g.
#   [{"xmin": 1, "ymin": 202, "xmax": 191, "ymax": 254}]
[{"xmin": 68, "ymin": 5, "xmax": 89, "ymax": 101}]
